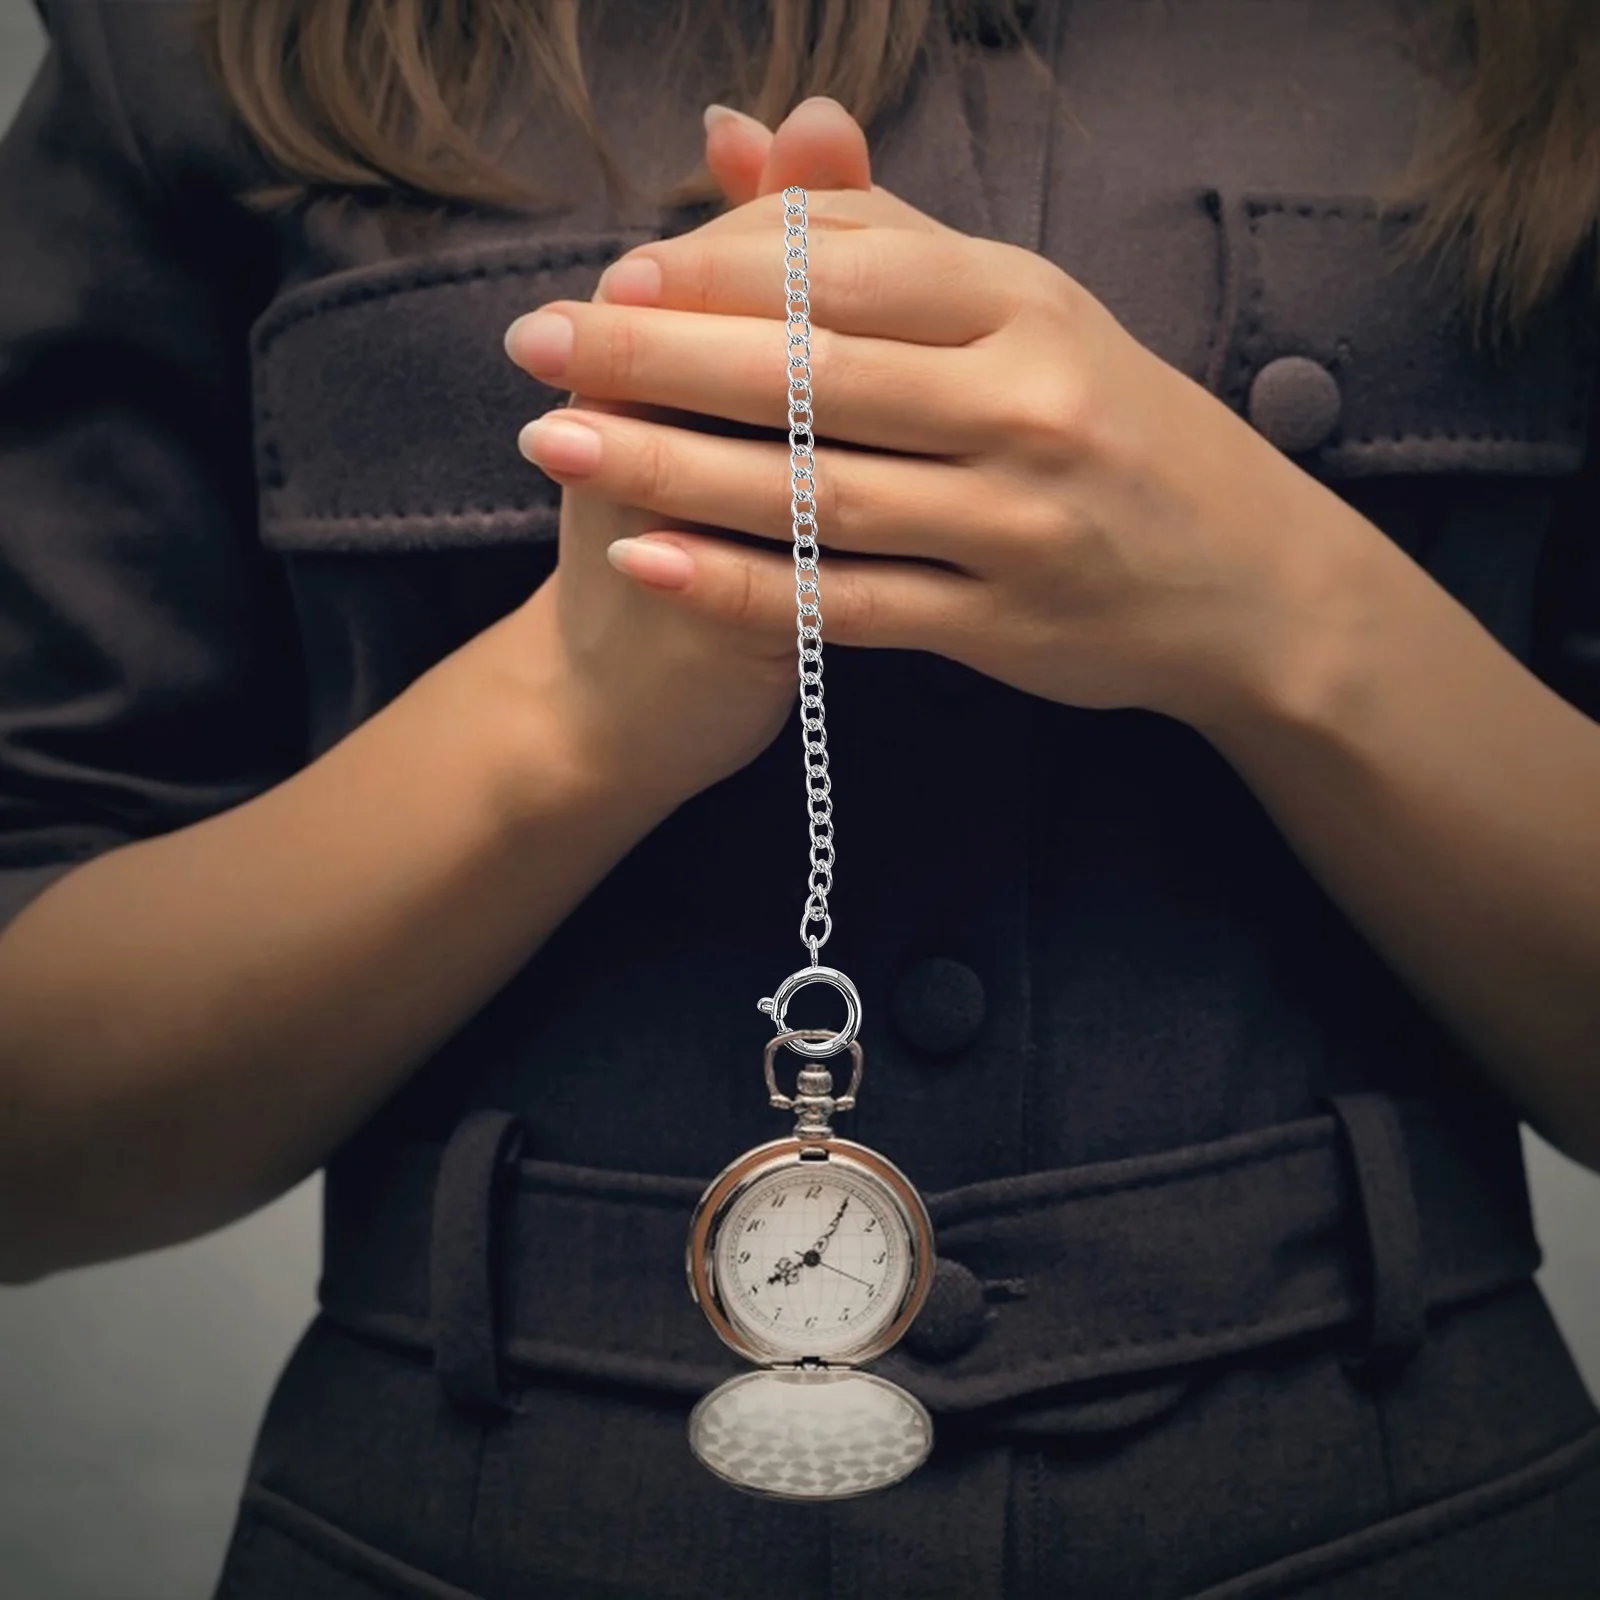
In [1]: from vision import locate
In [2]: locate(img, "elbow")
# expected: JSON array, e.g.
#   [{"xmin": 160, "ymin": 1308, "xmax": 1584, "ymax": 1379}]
[
  {"xmin": 0, "ymin": 1168, "xmax": 73, "ymax": 1284},
  {"xmin": 0, "ymin": 1249, "xmax": 59, "ymax": 1288},
  {"xmin": 0, "ymin": 1116, "xmax": 88, "ymax": 1284},
  {"xmin": 0, "ymin": 1200, "xmax": 69, "ymax": 1285}
]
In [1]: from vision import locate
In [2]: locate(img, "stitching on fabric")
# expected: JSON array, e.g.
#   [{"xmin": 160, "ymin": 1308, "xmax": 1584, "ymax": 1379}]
[
  {"xmin": 471, "ymin": 1299, "xmax": 1349, "ymax": 1393},
  {"xmin": 246, "ymin": 1485, "xmax": 487, "ymax": 1600},
  {"xmin": 254, "ymin": 241, "xmax": 633, "ymax": 354},
  {"xmin": 265, "ymin": 505, "xmax": 556, "ymax": 528},
  {"xmin": 1237, "ymin": 1423, "xmax": 1600, "ymax": 1599},
  {"xmin": 252, "ymin": 236, "xmax": 641, "ymax": 496},
  {"xmin": 1232, "ymin": 196, "xmax": 1592, "ymax": 456},
  {"xmin": 929, "ymin": 1121, "xmax": 1333, "ymax": 1224},
  {"xmin": 1199, "ymin": 190, "xmax": 1234, "ymax": 393},
  {"xmin": 1344, "ymin": 431, "xmax": 1575, "ymax": 445}
]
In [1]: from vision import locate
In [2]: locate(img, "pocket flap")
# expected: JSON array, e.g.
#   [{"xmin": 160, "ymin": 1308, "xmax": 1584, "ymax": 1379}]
[
  {"xmin": 250, "ymin": 230, "xmax": 657, "ymax": 552},
  {"xmin": 1209, "ymin": 194, "xmax": 1597, "ymax": 477}
]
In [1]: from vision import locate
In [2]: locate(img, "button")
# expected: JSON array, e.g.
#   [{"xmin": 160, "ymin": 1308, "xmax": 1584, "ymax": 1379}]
[
  {"xmin": 909, "ymin": 651, "xmax": 985, "ymax": 701},
  {"xmin": 1246, "ymin": 355, "xmax": 1343, "ymax": 454},
  {"xmin": 903, "ymin": 1258, "xmax": 988, "ymax": 1362},
  {"xmin": 889, "ymin": 956, "xmax": 987, "ymax": 1055}
]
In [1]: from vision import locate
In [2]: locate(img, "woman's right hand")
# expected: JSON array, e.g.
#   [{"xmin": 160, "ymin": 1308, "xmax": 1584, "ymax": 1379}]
[
  {"xmin": 508, "ymin": 434, "xmax": 802, "ymax": 812},
  {"xmin": 492, "ymin": 100, "xmax": 879, "ymax": 813}
]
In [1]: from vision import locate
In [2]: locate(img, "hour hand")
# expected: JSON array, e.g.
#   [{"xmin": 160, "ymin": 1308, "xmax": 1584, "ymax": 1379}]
[{"xmin": 767, "ymin": 1255, "xmax": 802, "ymax": 1287}]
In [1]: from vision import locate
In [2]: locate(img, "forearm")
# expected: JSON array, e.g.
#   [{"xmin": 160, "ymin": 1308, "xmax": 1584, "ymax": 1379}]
[
  {"xmin": 1197, "ymin": 498, "xmax": 1600, "ymax": 1172},
  {"xmin": 0, "ymin": 607, "xmax": 676, "ymax": 1281}
]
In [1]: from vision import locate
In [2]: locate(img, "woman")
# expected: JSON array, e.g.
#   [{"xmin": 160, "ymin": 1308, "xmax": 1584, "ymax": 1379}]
[{"xmin": 0, "ymin": 0, "xmax": 1597, "ymax": 1593}]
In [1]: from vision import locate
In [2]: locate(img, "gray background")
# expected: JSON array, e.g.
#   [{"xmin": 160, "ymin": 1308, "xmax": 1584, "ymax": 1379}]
[{"xmin": 1, "ymin": 6, "xmax": 1597, "ymax": 1597}]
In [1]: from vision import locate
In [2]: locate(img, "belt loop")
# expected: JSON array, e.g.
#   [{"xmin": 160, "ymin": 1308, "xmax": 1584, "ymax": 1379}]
[
  {"xmin": 429, "ymin": 1107, "xmax": 528, "ymax": 1417},
  {"xmin": 1318, "ymin": 1091, "xmax": 1428, "ymax": 1387}
]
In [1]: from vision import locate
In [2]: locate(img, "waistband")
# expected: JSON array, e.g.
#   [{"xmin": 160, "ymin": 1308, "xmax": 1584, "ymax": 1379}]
[{"xmin": 317, "ymin": 1092, "xmax": 1541, "ymax": 1424}]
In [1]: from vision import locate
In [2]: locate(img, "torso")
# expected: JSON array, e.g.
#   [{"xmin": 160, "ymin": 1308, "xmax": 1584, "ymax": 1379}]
[{"xmin": 79, "ymin": 1, "xmax": 1600, "ymax": 1592}]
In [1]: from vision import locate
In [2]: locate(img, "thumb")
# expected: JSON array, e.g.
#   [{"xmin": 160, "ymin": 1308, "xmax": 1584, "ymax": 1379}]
[
  {"xmin": 756, "ymin": 95, "xmax": 873, "ymax": 197},
  {"xmin": 703, "ymin": 95, "xmax": 873, "ymax": 208}
]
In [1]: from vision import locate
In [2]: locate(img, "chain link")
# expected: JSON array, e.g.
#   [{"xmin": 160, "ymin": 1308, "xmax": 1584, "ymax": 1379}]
[{"xmin": 782, "ymin": 186, "xmax": 834, "ymax": 964}]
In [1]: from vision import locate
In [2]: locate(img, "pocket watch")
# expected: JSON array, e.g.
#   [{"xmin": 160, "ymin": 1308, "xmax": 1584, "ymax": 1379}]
[{"xmin": 685, "ymin": 1012, "xmax": 937, "ymax": 1501}]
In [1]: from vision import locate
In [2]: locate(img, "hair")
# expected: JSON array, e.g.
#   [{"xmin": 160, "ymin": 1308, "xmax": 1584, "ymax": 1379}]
[{"xmin": 195, "ymin": 0, "xmax": 1600, "ymax": 343}]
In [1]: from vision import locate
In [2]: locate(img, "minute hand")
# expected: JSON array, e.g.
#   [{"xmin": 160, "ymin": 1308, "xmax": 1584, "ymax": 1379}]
[{"xmin": 809, "ymin": 1196, "xmax": 850, "ymax": 1256}]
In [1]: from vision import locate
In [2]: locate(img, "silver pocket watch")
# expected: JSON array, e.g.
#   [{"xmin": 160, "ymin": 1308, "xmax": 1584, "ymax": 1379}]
[
  {"xmin": 683, "ymin": 187, "xmax": 938, "ymax": 1501},
  {"xmin": 685, "ymin": 1015, "xmax": 937, "ymax": 1500}
]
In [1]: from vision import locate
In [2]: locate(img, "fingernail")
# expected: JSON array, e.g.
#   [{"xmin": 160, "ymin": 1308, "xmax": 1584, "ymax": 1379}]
[
  {"xmin": 607, "ymin": 537, "xmax": 694, "ymax": 588},
  {"xmin": 704, "ymin": 102, "xmax": 763, "ymax": 132},
  {"xmin": 596, "ymin": 254, "xmax": 662, "ymax": 303},
  {"xmin": 504, "ymin": 310, "xmax": 574, "ymax": 375},
  {"xmin": 519, "ymin": 415, "xmax": 601, "ymax": 474},
  {"xmin": 796, "ymin": 95, "xmax": 845, "ymax": 113}
]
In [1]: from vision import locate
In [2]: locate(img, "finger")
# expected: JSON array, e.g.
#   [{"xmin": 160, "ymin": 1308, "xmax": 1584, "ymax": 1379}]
[
  {"xmin": 519, "ymin": 405, "xmax": 986, "ymax": 566},
  {"xmin": 703, "ymin": 104, "xmax": 774, "ymax": 207},
  {"xmin": 597, "ymin": 225, "xmax": 1013, "ymax": 346},
  {"xmin": 506, "ymin": 295, "xmax": 999, "ymax": 456},
  {"xmin": 755, "ymin": 96, "xmax": 873, "ymax": 196},
  {"xmin": 674, "ymin": 183, "xmax": 954, "ymax": 251},
  {"xmin": 603, "ymin": 528, "xmax": 980, "ymax": 652}
]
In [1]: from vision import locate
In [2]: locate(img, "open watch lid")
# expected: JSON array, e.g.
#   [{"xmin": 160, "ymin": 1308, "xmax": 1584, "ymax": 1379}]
[{"xmin": 688, "ymin": 1365, "xmax": 933, "ymax": 1501}]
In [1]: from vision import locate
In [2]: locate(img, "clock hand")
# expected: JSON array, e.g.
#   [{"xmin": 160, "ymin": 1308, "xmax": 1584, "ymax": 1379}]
[
  {"xmin": 809, "ymin": 1196, "xmax": 850, "ymax": 1257},
  {"xmin": 766, "ymin": 1255, "xmax": 803, "ymax": 1287},
  {"xmin": 817, "ymin": 1259, "xmax": 874, "ymax": 1290},
  {"xmin": 767, "ymin": 1198, "xmax": 856, "ymax": 1286}
]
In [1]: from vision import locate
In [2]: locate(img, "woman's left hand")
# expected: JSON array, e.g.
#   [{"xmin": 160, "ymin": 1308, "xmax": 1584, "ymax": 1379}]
[
  {"xmin": 504, "ymin": 102, "xmax": 1600, "ymax": 1168},
  {"xmin": 506, "ymin": 119, "xmax": 1379, "ymax": 733}
]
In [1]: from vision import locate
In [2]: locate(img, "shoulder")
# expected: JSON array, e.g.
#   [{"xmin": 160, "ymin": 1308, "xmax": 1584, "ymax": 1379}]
[{"xmin": 32, "ymin": 0, "xmax": 271, "ymax": 205}]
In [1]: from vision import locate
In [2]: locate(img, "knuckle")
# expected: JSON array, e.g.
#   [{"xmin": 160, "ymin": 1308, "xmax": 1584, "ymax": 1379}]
[
  {"xmin": 688, "ymin": 241, "xmax": 723, "ymax": 315},
  {"xmin": 825, "ymin": 565, "xmax": 874, "ymax": 642},
  {"xmin": 599, "ymin": 308, "xmax": 643, "ymax": 391},
  {"xmin": 995, "ymin": 365, "xmax": 1094, "ymax": 460},
  {"xmin": 633, "ymin": 425, "xmax": 674, "ymax": 509},
  {"xmin": 814, "ymin": 457, "xmax": 858, "ymax": 546},
  {"xmin": 1012, "ymin": 491, "xmax": 1072, "ymax": 552},
  {"xmin": 804, "ymin": 321, "xmax": 842, "ymax": 405},
  {"xmin": 729, "ymin": 553, "xmax": 764, "ymax": 629},
  {"xmin": 833, "ymin": 236, "xmax": 880, "ymax": 322}
]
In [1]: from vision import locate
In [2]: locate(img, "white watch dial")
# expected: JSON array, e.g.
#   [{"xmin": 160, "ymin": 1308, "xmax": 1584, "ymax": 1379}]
[{"xmin": 716, "ymin": 1161, "xmax": 911, "ymax": 1359}]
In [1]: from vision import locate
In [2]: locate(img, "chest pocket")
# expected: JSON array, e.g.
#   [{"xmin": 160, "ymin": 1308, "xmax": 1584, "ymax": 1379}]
[
  {"xmin": 248, "ymin": 228, "xmax": 656, "ymax": 754},
  {"xmin": 1204, "ymin": 191, "xmax": 1598, "ymax": 661}
]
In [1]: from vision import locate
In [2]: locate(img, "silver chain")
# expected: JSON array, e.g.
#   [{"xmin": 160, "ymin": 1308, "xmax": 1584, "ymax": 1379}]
[{"xmin": 783, "ymin": 185, "xmax": 834, "ymax": 966}]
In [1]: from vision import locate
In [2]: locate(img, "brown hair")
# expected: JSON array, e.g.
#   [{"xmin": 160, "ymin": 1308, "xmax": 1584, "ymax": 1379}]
[{"xmin": 196, "ymin": 0, "xmax": 1600, "ymax": 341}]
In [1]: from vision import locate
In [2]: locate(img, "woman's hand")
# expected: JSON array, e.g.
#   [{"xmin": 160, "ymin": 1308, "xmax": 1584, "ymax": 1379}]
[
  {"xmin": 499, "ymin": 105, "xmax": 897, "ymax": 809},
  {"xmin": 505, "ymin": 108, "xmax": 1386, "ymax": 736}
]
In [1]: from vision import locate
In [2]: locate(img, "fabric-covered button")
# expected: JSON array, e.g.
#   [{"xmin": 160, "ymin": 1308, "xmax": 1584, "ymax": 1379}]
[
  {"xmin": 903, "ymin": 1258, "xmax": 989, "ymax": 1362},
  {"xmin": 889, "ymin": 956, "xmax": 987, "ymax": 1055},
  {"xmin": 1246, "ymin": 355, "xmax": 1343, "ymax": 454}
]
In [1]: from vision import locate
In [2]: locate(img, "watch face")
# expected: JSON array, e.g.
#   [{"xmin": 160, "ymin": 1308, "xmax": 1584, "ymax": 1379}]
[{"xmin": 715, "ymin": 1158, "xmax": 912, "ymax": 1361}]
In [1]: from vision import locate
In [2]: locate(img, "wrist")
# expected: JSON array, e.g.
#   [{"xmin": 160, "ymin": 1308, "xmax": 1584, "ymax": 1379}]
[
  {"xmin": 453, "ymin": 592, "xmax": 686, "ymax": 843},
  {"xmin": 1185, "ymin": 487, "xmax": 1411, "ymax": 758}
]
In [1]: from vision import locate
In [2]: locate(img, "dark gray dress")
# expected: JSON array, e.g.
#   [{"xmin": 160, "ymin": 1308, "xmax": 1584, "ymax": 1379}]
[{"xmin": 2, "ymin": 1, "xmax": 1598, "ymax": 1594}]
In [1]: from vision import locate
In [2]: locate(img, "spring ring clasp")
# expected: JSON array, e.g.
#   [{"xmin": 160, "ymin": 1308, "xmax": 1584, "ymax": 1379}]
[{"xmin": 757, "ymin": 963, "xmax": 861, "ymax": 1058}]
